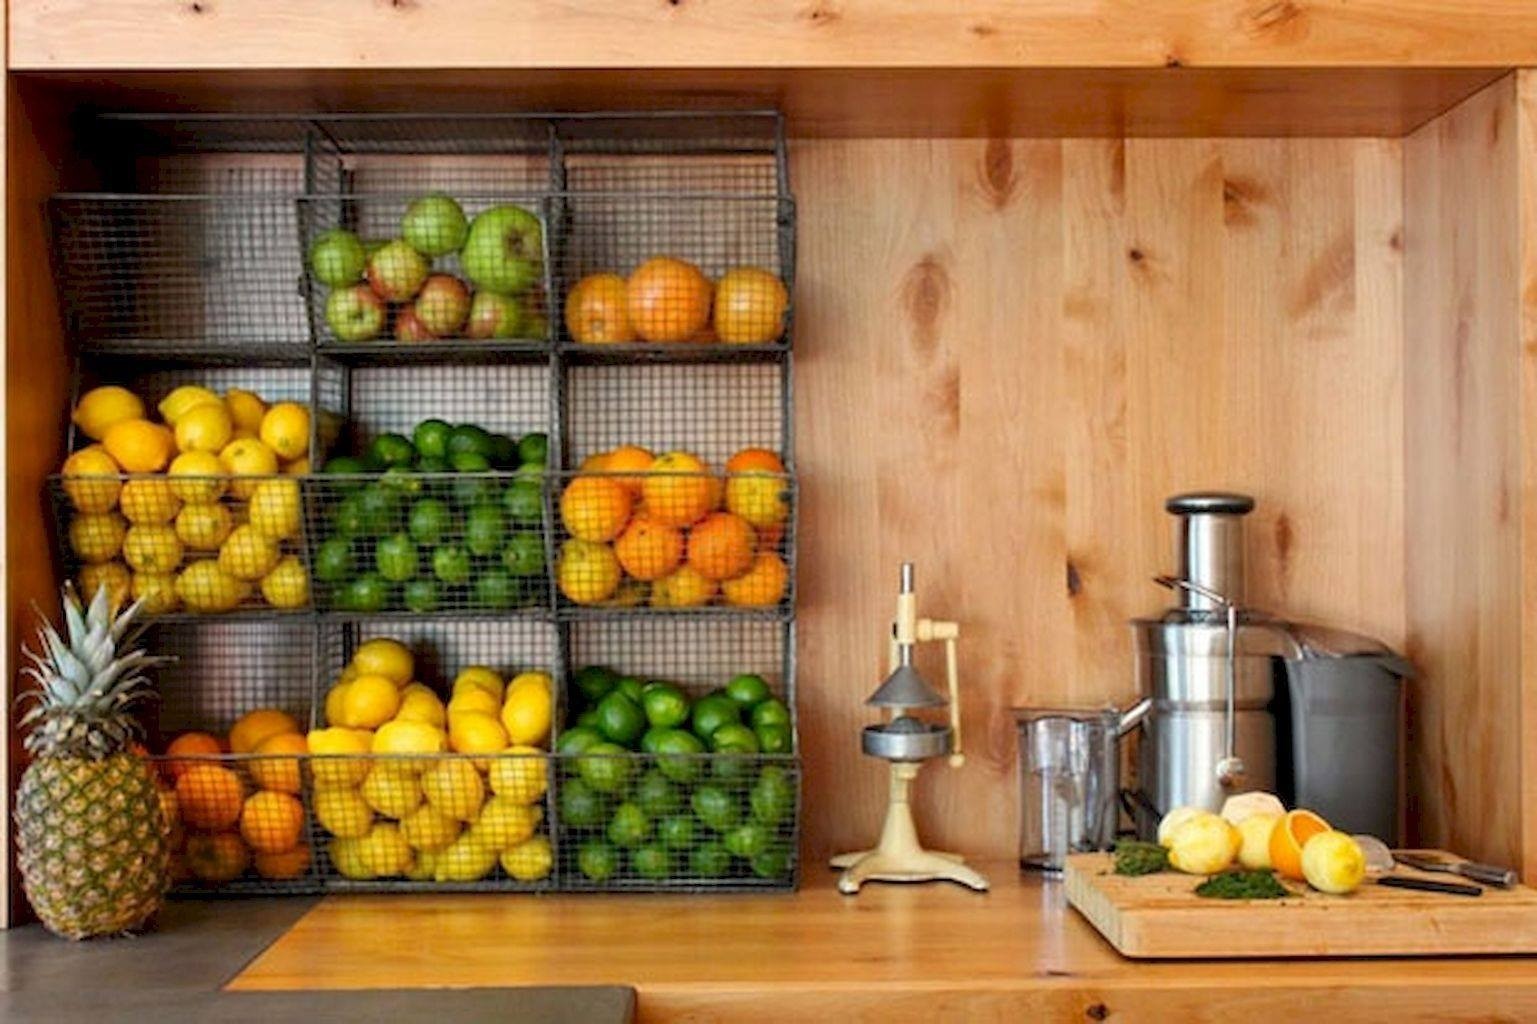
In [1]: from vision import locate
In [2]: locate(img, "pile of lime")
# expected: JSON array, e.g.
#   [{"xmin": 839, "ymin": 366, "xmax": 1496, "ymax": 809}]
[
  {"xmin": 555, "ymin": 665, "xmax": 795, "ymax": 883},
  {"xmin": 315, "ymin": 421, "xmax": 549, "ymax": 613}
]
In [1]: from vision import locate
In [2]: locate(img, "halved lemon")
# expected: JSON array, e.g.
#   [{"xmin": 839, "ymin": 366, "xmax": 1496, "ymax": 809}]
[{"xmin": 1269, "ymin": 808, "xmax": 1330, "ymax": 880}]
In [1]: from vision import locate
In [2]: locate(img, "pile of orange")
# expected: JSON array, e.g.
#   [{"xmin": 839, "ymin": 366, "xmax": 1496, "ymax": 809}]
[
  {"xmin": 565, "ymin": 258, "xmax": 788, "ymax": 346},
  {"xmin": 556, "ymin": 446, "xmax": 790, "ymax": 609},
  {"xmin": 158, "ymin": 707, "xmax": 311, "ymax": 884}
]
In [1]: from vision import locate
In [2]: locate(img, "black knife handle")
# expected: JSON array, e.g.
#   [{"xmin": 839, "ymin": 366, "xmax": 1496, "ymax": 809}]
[{"xmin": 1379, "ymin": 875, "xmax": 1483, "ymax": 897}]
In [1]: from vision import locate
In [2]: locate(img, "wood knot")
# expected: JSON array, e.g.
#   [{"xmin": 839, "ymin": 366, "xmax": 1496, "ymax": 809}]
[
  {"xmin": 802, "ymin": 3, "xmax": 838, "ymax": 24},
  {"xmin": 978, "ymin": 139, "xmax": 1017, "ymax": 208},
  {"xmin": 900, "ymin": 254, "xmax": 951, "ymax": 356},
  {"xmin": 1164, "ymin": 53, "xmax": 1184, "ymax": 68},
  {"xmin": 1222, "ymin": 176, "xmax": 1267, "ymax": 227},
  {"xmin": 1065, "ymin": 560, "xmax": 1083, "ymax": 598},
  {"xmin": 1127, "ymin": 247, "xmax": 1146, "ymax": 264},
  {"xmin": 969, "ymin": 22, "xmax": 997, "ymax": 37},
  {"xmin": 187, "ymin": 1, "xmax": 206, "ymax": 11},
  {"xmin": 1389, "ymin": 228, "xmax": 1403, "ymax": 253},
  {"xmin": 1086, "ymin": 1004, "xmax": 1110, "ymax": 1021},
  {"xmin": 1248, "ymin": 1, "xmax": 1303, "ymax": 31},
  {"xmin": 1273, "ymin": 513, "xmax": 1294, "ymax": 573}
]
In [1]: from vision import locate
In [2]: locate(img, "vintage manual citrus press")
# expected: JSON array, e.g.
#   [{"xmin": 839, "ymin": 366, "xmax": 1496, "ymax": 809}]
[{"xmin": 831, "ymin": 563, "xmax": 988, "ymax": 894}]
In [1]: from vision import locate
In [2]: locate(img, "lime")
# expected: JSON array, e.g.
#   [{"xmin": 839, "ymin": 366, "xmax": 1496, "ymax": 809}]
[
  {"xmin": 407, "ymin": 498, "xmax": 451, "ymax": 545},
  {"xmin": 750, "ymin": 767, "xmax": 794, "ymax": 825},
  {"xmin": 402, "ymin": 578, "xmax": 438, "ymax": 613},
  {"xmin": 486, "ymin": 433, "xmax": 519, "ymax": 469},
  {"xmin": 710, "ymin": 723, "xmax": 761, "ymax": 755},
  {"xmin": 474, "ymin": 570, "xmax": 518, "ymax": 609},
  {"xmin": 606, "ymin": 801, "xmax": 651, "ymax": 848},
  {"xmin": 631, "ymin": 844, "xmax": 672, "ymax": 880},
  {"xmin": 379, "ymin": 466, "xmax": 423, "ymax": 494},
  {"xmin": 651, "ymin": 729, "xmax": 705, "ymax": 783},
  {"xmin": 415, "ymin": 456, "xmax": 450, "ymax": 473},
  {"xmin": 750, "ymin": 698, "xmax": 792, "ymax": 730},
  {"xmin": 336, "ymin": 574, "xmax": 389, "ymax": 613},
  {"xmin": 690, "ymin": 695, "xmax": 740, "ymax": 742},
  {"xmin": 559, "ymin": 777, "xmax": 606, "ymax": 828},
  {"xmin": 615, "ymin": 677, "xmax": 646, "ymax": 705},
  {"xmin": 755, "ymin": 723, "xmax": 792, "ymax": 754},
  {"xmin": 324, "ymin": 454, "xmax": 369, "ymax": 476},
  {"xmin": 502, "ymin": 532, "xmax": 545, "ymax": 576},
  {"xmin": 513, "ymin": 462, "xmax": 546, "ymax": 479},
  {"xmin": 724, "ymin": 822, "xmax": 769, "ymax": 859},
  {"xmin": 369, "ymin": 433, "xmax": 416, "ymax": 469},
  {"xmin": 576, "ymin": 709, "xmax": 602, "ymax": 731},
  {"xmin": 448, "ymin": 424, "xmax": 494, "ymax": 459},
  {"xmin": 710, "ymin": 756, "xmax": 753, "ymax": 782},
  {"xmin": 555, "ymin": 726, "xmax": 605, "ymax": 755},
  {"xmin": 575, "ymin": 742, "xmax": 632, "ymax": 794},
  {"xmin": 633, "ymin": 770, "xmax": 680, "ymax": 817},
  {"xmin": 689, "ymin": 842, "xmax": 731, "ymax": 878},
  {"xmin": 331, "ymin": 492, "xmax": 368, "ymax": 536},
  {"xmin": 357, "ymin": 486, "xmax": 401, "ymax": 535},
  {"xmin": 502, "ymin": 479, "xmax": 544, "ymax": 525},
  {"xmin": 595, "ymin": 692, "xmax": 646, "ymax": 747},
  {"xmin": 453, "ymin": 474, "xmax": 499, "ymax": 509},
  {"xmin": 573, "ymin": 665, "xmax": 619, "ymax": 706},
  {"xmin": 750, "ymin": 845, "xmax": 791, "ymax": 880},
  {"xmin": 432, "ymin": 544, "xmax": 472, "ymax": 584},
  {"xmin": 725, "ymin": 673, "xmax": 772, "ymax": 708},
  {"xmin": 375, "ymin": 532, "xmax": 419, "ymax": 582},
  {"xmin": 314, "ymin": 536, "xmax": 354, "ymax": 583},
  {"xmin": 517, "ymin": 432, "xmax": 549, "ymax": 466},
  {"xmin": 411, "ymin": 419, "xmax": 452, "ymax": 460},
  {"xmin": 450, "ymin": 451, "xmax": 492, "ymax": 473},
  {"xmin": 577, "ymin": 840, "xmax": 618, "ymax": 882},
  {"xmin": 640, "ymin": 727, "xmax": 667, "ymax": 754},
  {"xmin": 656, "ymin": 814, "xmax": 695, "ymax": 851},
  {"xmin": 691, "ymin": 784, "xmax": 740, "ymax": 833},
  {"xmin": 642, "ymin": 684, "xmax": 690, "ymax": 729},
  {"xmin": 465, "ymin": 504, "xmax": 505, "ymax": 556}
]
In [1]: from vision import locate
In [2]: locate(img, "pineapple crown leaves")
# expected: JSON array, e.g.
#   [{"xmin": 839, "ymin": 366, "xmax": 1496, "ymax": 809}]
[{"xmin": 16, "ymin": 583, "xmax": 172, "ymax": 758}]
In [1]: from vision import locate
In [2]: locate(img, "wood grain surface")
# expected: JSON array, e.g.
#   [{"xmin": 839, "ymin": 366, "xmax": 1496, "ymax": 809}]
[
  {"xmin": 792, "ymin": 136, "xmax": 1406, "ymax": 865},
  {"xmin": 11, "ymin": 1, "xmax": 1537, "ymax": 70},
  {"xmin": 1521, "ymin": 70, "xmax": 1537, "ymax": 886},
  {"xmin": 230, "ymin": 859, "xmax": 1537, "ymax": 1021},
  {"xmin": 1065, "ymin": 851, "xmax": 1537, "ymax": 958}
]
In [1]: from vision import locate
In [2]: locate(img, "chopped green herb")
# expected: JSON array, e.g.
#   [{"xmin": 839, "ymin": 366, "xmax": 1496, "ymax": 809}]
[
  {"xmin": 1194, "ymin": 869, "xmax": 1288, "ymax": 900},
  {"xmin": 1112, "ymin": 840, "xmax": 1169, "ymax": 876}
]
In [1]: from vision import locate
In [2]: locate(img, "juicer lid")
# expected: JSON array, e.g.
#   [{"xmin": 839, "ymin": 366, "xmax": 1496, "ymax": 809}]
[{"xmin": 1165, "ymin": 492, "xmax": 1255, "ymax": 515}]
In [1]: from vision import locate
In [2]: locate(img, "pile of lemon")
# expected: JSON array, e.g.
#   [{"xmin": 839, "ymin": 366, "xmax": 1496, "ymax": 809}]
[
  {"xmin": 1158, "ymin": 792, "xmax": 1367, "ymax": 895},
  {"xmin": 60, "ymin": 383, "xmax": 313, "ymax": 613},
  {"xmin": 306, "ymin": 637, "xmax": 554, "ymax": 883}
]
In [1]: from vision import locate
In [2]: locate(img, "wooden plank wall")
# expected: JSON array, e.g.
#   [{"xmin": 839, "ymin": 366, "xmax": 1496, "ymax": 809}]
[
  {"xmin": 793, "ymin": 136, "xmax": 1406, "ymax": 863},
  {"xmin": 1521, "ymin": 70, "xmax": 1537, "ymax": 881}
]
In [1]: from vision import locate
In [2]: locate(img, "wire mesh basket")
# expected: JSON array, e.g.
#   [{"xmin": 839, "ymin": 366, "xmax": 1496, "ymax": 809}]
[{"xmin": 148, "ymin": 620, "xmax": 319, "ymax": 736}]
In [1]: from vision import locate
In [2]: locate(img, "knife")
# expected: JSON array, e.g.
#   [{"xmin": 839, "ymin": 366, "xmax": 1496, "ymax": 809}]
[
  {"xmin": 1393, "ymin": 851, "xmax": 1518, "ymax": 889},
  {"xmin": 1377, "ymin": 875, "xmax": 1483, "ymax": 897}
]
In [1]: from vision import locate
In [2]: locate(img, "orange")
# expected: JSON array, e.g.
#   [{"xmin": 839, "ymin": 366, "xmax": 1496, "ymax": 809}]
[
  {"xmin": 686, "ymin": 511, "xmax": 756, "ymax": 581},
  {"xmin": 726, "ymin": 470, "xmax": 789, "ymax": 529},
  {"xmin": 651, "ymin": 564, "xmax": 718, "ymax": 608},
  {"xmin": 185, "ymin": 831, "xmax": 250, "ymax": 882},
  {"xmin": 713, "ymin": 267, "xmax": 789, "ymax": 344},
  {"xmin": 240, "ymin": 791, "xmax": 305, "ymax": 854},
  {"xmin": 626, "ymin": 256, "xmax": 712, "ymax": 343},
  {"xmin": 579, "ymin": 451, "xmax": 611, "ymax": 473},
  {"xmin": 642, "ymin": 451, "xmax": 716, "ymax": 527},
  {"xmin": 614, "ymin": 514, "xmax": 684, "ymax": 582},
  {"xmin": 721, "ymin": 552, "xmax": 790, "ymax": 607},
  {"xmin": 176, "ymin": 764, "xmax": 245, "ymax": 830},
  {"xmin": 560, "ymin": 476, "xmax": 633, "ymax": 542},
  {"xmin": 249, "ymin": 731, "xmax": 308, "ymax": 794},
  {"xmin": 163, "ymin": 731, "xmax": 222, "ymax": 782},
  {"xmin": 254, "ymin": 842, "xmax": 312, "ymax": 881},
  {"xmin": 565, "ymin": 272, "xmax": 635, "ymax": 344},
  {"xmin": 1269, "ymin": 808, "xmax": 1331, "ymax": 881},
  {"xmin": 229, "ymin": 708, "xmax": 300, "ymax": 754},
  {"xmin": 604, "ymin": 444, "xmax": 655, "ymax": 497},
  {"xmin": 725, "ymin": 447, "xmax": 785, "ymax": 474}
]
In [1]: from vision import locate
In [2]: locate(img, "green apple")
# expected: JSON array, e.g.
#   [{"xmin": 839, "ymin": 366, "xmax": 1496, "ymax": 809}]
[
  {"xmin": 325, "ymin": 284, "xmax": 386, "ymax": 342},
  {"xmin": 414, "ymin": 274, "xmax": 471, "ymax": 335},
  {"xmin": 465, "ymin": 291, "xmax": 522, "ymax": 339},
  {"xmin": 308, "ymin": 228, "xmax": 366, "ymax": 287},
  {"xmin": 367, "ymin": 239, "xmax": 430, "ymax": 302},
  {"xmin": 401, "ymin": 194, "xmax": 468, "ymax": 257},
  {"xmin": 461, "ymin": 205, "xmax": 543, "ymax": 294}
]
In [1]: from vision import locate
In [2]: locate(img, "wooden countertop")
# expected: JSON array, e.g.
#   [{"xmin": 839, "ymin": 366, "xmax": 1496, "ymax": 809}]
[{"xmin": 232, "ymin": 861, "xmax": 1537, "ymax": 1022}]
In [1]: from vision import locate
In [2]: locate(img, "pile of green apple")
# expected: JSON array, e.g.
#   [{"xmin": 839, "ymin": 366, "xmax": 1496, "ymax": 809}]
[{"xmin": 309, "ymin": 195, "xmax": 546, "ymax": 344}]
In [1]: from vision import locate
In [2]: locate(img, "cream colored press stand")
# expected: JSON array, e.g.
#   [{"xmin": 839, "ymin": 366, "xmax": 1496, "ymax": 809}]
[{"xmin": 831, "ymin": 564, "xmax": 989, "ymax": 894}]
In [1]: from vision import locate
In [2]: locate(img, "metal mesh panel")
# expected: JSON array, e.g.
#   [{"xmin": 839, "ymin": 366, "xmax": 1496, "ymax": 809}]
[
  {"xmin": 564, "ymin": 617, "xmax": 791, "ymax": 708},
  {"xmin": 148, "ymin": 621, "xmax": 319, "ymax": 736},
  {"xmin": 556, "ymin": 112, "xmax": 785, "ymax": 195},
  {"xmin": 341, "ymin": 361, "xmax": 550, "ymax": 444}
]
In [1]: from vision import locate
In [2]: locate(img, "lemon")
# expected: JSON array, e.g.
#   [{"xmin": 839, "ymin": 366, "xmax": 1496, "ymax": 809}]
[
  {"xmin": 78, "ymin": 562, "xmax": 131, "ymax": 609},
  {"xmin": 357, "ymin": 823, "xmax": 413, "ymax": 877},
  {"xmin": 341, "ymin": 674, "xmax": 401, "ymax": 729},
  {"xmin": 247, "ymin": 478, "xmax": 301, "ymax": 540},
  {"xmin": 156, "ymin": 384, "xmax": 221, "ymax": 425},
  {"xmin": 447, "ymin": 688, "xmax": 500, "ymax": 720},
  {"xmin": 488, "ymin": 747, "xmax": 548, "ymax": 805},
  {"xmin": 421, "ymin": 758, "xmax": 485, "ymax": 822},
  {"xmin": 328, "ymin": 837, "xmax": 373, "ymax": 880},
  {"xmin": 119, "ymin": 478, "xmax": 182, "ymax": 524},
  {"xmin": 73, "ymin": 385, "xmax": 146, "ymax": 441},
  {"xmin": 1157, "ymin": 805, "xmax": 1206, "ymax": 848},
  {"xmin": 314, "ymin": 787, "xmax": 373, "ymax": 839},
  {"xmin": 259, "ymin": 402, "xmax": 310, "ymax": 462},
  {"xmin": 130, "ymin": 571, "xmax": 180, "ymax": 614},
  {"xmin": 352, "ymin": 638, "xmax": 414, "ymax": 686},
  {"xmin": 452, "ymin": 666, "xmax": 503, "ymax": 701},
  {"xmin": 102, "ymin": 419, "xmax": 174, "ymax": 473},
  {"xmin": 218, "ymin": 437, "xmax": 279, "ymax": 498},
  {"xmin": 218, "ymin": 524, "xmax": 280, "ymax": 581},
  {"xmin": 501, "ymin": 684, "xmax": 552, "ymax": 747},
  {"xmin": 167, "ymin": 450, "xmax": 227, "ymax": 503},
  {"xmin": 1221, "ymin": 792, "xmax": 1287, "ymax": 826},
  {"xmin": 1236, "ymin": 812, "xmax": 1280, "ymax": 870},
  {"xmin": 69, "ymin": 512, "xmax": 127, "ymax": 563},
  {"xmin": 396, "ymin": 684, "xmax": 447, "ymax": 729},
  {"xmin": 174, "ymin": 501, "xmax": 234, "ymax": 550},
  {"xmin": 469, "ymin": 795, "xmax": 542, "ymax": 849},
  {"xmin": 507, "ymin": 670, "xmax": 552, "ymax": 696},
  {"xmin": 401, "ymin": 804, "xmax": 462, "ymax": 852},
  {"xmin": 307, "ymin": 727, "xmax": 373, "ymax": 787},
  {"xmin": 60, "ymin": 446, "xmax": 122, "ymax": 513},
  {"xmin": 1300, "ymin": 830, "xmax": 1366, "ymax": 895},
  {"xmin": 283, "ymin": 456, "xmax": 311, "ymax": 476},
  {"xmin": 1167, "ymin": 813, "xmax": 1242, "ymax": 875},
  {"xmin": 259, "ymin": 555, "xmax": 310, "ymax": 609},
  {"xmin": 448, "ymin": 711, "xmax": 508, "ymax": 757},
  {"xmin": 323, "ymin": 683, "xmax": 351, "ymax": 728},
  {"xmin": 501, "ymin": 836, "xmax": 553, "ymax": 882},
  {"xmin": 433, "ymin": 834, "xmax": 499, "ymax": 882},
  {"xmin": 123, "ymin": 523, "xmax": 183, "ymax": 573},
  {"xmin": 406, "ymin": 849, "xmax": 440, "ymax": 880},
  {"xmin": 361, "ymin": 764, "xmax": 423, "ymax": 820},
  {"xmin": 373, "ymin": 719, "xmax": 447, "ymax": 758},
  {"xmin": 557, "ymin": 538, "xmax": 622, "ymax": 605},
  {"xmin": 173, "ymin": 402, "xmax": 233, "ymax": 454},
  {"xmin": 175, "ymin": 559, "xmax": 250, "ymax": 613},
  {"xmin": 224, "ymin": 388, "xmax": 267, "ymax": 434}
]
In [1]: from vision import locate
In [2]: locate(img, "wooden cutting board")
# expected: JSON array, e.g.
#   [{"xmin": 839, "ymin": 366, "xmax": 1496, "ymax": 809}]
[{"xmin": 1065, "ymin": 851, "xmax": 1537, "ymax": 959}]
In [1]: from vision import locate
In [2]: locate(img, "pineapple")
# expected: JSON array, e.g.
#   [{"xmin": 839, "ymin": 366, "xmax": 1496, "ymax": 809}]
[{"xmin": 15, "ymin": 584, "xmax": 171, "ymax": 939}]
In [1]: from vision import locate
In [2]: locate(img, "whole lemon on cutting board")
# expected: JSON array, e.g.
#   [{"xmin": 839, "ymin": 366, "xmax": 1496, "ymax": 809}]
[
  {"xmin": 1165, "ymin": 812, "xmax": 1242, "ymax": 875},
  {"xmin": 1301, "ymin": 831, "xmax": 1366, "ymax": 895},
  {"xmin": 1236, "ymin": 813, "xmax": 1281, "ymax": 869}
]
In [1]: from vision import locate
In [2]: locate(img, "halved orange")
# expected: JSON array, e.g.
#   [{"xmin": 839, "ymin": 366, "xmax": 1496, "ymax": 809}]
[{"xmin": 1269, "ymin": 808, "xmax": 1330, "ymax": 880}]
